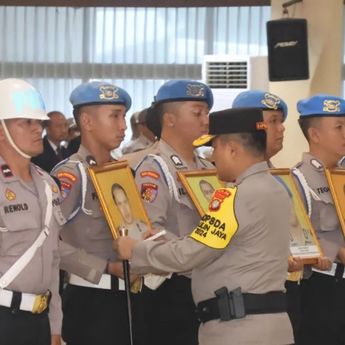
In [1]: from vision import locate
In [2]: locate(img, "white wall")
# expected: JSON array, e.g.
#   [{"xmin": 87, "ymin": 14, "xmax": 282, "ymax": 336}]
[{"xmin": 270, "ymin": 0, "xmax": 344, "ymax": 167}]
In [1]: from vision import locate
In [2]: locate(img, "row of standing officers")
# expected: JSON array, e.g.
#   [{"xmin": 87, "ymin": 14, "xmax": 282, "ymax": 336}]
[{"xmin": 1, "ymin": 77, "xmax": 345, "ymax": 345}]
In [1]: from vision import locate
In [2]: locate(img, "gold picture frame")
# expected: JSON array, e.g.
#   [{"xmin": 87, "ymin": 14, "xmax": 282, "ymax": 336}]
[
  {"xmin": 88, "ymin": 161, "xmax": 151, "ymax": 239},
  {"xmin": 325, "ymin": 168, "xmax": 345, "ymax": 237},
  {"xmin": 270, "ymin": 169, "xmax": 322, "ymax": 264},
  {"xmin": 177, "ymin": 169, "xmax": 225, "ymax": 216}
]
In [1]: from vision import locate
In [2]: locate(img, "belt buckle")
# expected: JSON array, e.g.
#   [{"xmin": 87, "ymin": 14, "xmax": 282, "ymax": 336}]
[{"xmin": 32, "ymin": 293, "xmax": 49, "ymax": 314}]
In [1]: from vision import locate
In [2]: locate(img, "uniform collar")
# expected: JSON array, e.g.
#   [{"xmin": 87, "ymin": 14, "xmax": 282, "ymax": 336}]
[
  {"xmin": 235, "ymin": 161, "xmax": 269, "ymax": 185},
  {"xmin": 158, "ymin": 139, "xmax": 202, "ymax": 170},
  {"xmin": 137, "ymin": 133, "xmax": 154, "ymax": 147},
  {"xmin": 76, "ymin": 145, "xmax": 98, "ymax": 167},
  {"xmin": 302, "ymin": 152, "xmax": 325, "ymax": 172},
  {"xmin": 0, "ymin": 155, "xmax": 19, "ymax": 183}
]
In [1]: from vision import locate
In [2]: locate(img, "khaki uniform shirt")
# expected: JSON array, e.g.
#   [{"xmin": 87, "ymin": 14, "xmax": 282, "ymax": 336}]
[
  {"xmin": 0, "ymin": 156, "xmax": 63, "ymax": 334},
  {"xmin": 293, "ymin": 153, "xmax": 345, "ymax": 261},
  {"xmin": 122, "ymin": 141, "xmax": 158, "ymax": 170},
  {"xmin": 132, "ymin": 162, "xmax": 293, "ymax": 345},
  {"xmin": 122, "ymin": 134, "xmax": 154, "ymax": 155},
  {"xmin": 53, "ymin": 145, "xmax": 117, "ymax": 263},
  {"xmin": 135, "ymin": 139, "xmax": 214, "ymax": 238}
]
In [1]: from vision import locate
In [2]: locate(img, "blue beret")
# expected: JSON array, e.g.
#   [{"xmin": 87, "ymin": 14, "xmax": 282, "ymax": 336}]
[
  {"xmin": 155, "ymin": 80, "xmax": 214, "ymax": 109},
  {"xmin": 297, "ymin": 94, "xmax": 345, "ymax": 118},
  {"xmin": 232, "ymin": 90, "xmax": 288, "ymax": 121},
  {"xmin": 70, "ymin": 81, "xmax": 132, "ymax": 111}
]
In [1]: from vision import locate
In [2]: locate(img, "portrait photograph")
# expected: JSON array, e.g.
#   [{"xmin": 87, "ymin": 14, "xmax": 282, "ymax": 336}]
[
  {"xmin": 88, "ymin": 161, "xmax": 151, "ymax": 240},
  {"xmin": 177, "ymin": 169, "xmax": 224, "ymax": 216},
  {"xmin": 325, "ymin": 168, "xmax": 345, "ymax": 237},
  {"xmin": 271, "ymin": 169, "xmax": 322, "ymax": 263}
]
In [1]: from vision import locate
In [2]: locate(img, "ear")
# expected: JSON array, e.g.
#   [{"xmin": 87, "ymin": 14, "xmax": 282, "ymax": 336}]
[
  {"xmin": 308, "ymin": 127, "xmax": 320, "ymax": 144},
  {"xmin": 163, "ymin": 112, "xmax": 176, "ymax": 128},
  {"xmin": 79, "ymin": 111, "xmax": 93, "ymax": 132}
]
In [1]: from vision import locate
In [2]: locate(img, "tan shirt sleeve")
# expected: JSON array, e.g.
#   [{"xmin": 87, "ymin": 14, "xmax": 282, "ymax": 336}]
[
  {"xmin": 59, "ymin": 240, "xmax": 106, "ymax": 284},
  {"xmin": 131, "ymin": 236, "xmax": 222, "ymax": 275},
  {"xmin": 135, "ymin": 158, "xmax": 170, "ymax": 230},
  {"xmin": 48, "ymin": 244, "xmax": 62, "ymax": 335}
]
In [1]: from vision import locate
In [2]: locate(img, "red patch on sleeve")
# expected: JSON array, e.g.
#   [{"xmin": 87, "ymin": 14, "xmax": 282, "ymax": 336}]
[{"xmin": 140, "ymin": 171, "xmax": 160, "ymax": 180}]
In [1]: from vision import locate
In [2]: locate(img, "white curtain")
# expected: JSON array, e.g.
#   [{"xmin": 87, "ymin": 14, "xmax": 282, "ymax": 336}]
[{"xmin": 0, "ymin": 5, "xmax": 270, "ymax": 140}]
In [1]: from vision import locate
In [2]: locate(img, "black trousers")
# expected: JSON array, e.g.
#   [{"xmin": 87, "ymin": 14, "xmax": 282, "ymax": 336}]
[
  {"xmin": 285, "ymin": 280, "xmax": 302, "ymax": 345},
  {"xmin": 144, "ymin": 274, "xmax": 199, "ymax": 345},
  {"xmin": 62, "ymin": 283, "xmax": 149, "ymax": 345},
  {"xmin": 298, "ymin": 272, "xmax": 345, "ymax": 345},
  {"xmin": 0, "ymin": 306, "xmax": 50, "ymax": 345}
]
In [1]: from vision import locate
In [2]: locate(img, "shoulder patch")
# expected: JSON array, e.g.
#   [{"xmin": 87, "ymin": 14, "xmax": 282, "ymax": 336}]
[
  {"xmin": 141, "ymin": 183, "xmax": 158, "ymax": 203},
  {"xmin": 190, "ymin": 187, "xmax": 238, "ymax": 249},
  {"xmin": 60, "ymin": 181, "xmax": 72, "ymax": 200},
  {"xmin": 140, "ymin": 171, "xmax": 160, "ymax": 180},
  {"xmin": 57, "ymin": 171, "xmax": 77, "ymax": 183}
]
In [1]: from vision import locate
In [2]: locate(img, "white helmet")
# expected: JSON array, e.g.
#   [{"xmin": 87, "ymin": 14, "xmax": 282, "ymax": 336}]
[
  {"xmin": 0, "ymin": 78, "xmax": 48, "ymax": 120},
  {"xmin": 0, "ymin": 79, "xmax": 48, "ymax": 159}
]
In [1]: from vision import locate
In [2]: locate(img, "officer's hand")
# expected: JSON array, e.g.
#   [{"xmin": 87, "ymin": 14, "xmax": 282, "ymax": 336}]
[
  {"xmin": 51, "ymin": 334, "xmax": 61, "ymax": 345},
  {"xmin": 113, "ymin": 237, "xmax": 138, "ymax": 260},
  {"xmin": 337, "ymin": 247, "xmax": 345, "ymax": 265},
  {"xmin": 143, "ymin": 228, "xmax": 164, "ymax": 240},
  {"xmin": 107, "ymin": 261, "xmax": 124, "ymax": 278},
  {"xmin": 288, "ymin": 256, "xmax": 304, "ymax": 272},
  {"xmin": 313, "ymin": 256, "xmax": 332, "ymax": 271}
]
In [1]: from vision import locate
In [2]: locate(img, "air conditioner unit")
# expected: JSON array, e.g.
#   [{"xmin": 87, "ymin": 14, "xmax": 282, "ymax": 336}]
[{"xmin": 202, "ymin": 55, "xmax": 269, "ymax": 111}]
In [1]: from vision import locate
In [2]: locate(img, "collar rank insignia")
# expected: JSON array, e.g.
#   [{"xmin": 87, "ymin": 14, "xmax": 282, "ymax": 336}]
[
  {"xmin": 323, "ymin": 100, "xmax": 340, "ymax": 112},
  {"xmin": 86, "ymin": 155, "xmax": 97, "ymax": 166},
  {"xmin": 310, "ymin": 159, "xmax": 323, "ymax": 170},
  {"xmin": 170, "ymin": 155, "xmax": 183, "ymax": 167},
  {"xmin": 261, "ymin": 93, "xmax": 280, "ymax": 110},
  {"xmin": 1, "ymin": 164, "xmax": 13, "ymax": 178},
  {"xmin": 186, "ymin": 84, "xmax": 205, "ymax": 97},
  {"xmin": 5, "ymin": 188, "xmax": 16, "ymax": 201},
  {"xmin": 99, "ymin": 86, "xmax": 119, "ymax": 100}
]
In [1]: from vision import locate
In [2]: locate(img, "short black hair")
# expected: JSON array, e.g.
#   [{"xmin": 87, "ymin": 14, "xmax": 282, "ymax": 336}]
[
  {"xmin": 298, "ymin": 117, "xmax": 321, "ymax": 141},
  {"xmin": 220, "ymin": 131, "xmax": 267, "ymax": 156}
]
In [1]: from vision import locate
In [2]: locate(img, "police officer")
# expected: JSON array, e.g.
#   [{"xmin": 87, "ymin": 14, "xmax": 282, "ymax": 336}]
[
  {"xmin": 292, "ymin": 94, "xmax": 345, "ymax": 345},
  {"xmin": 232, "ymin": 90, "xmax": 304, "ymax": 343},
  {"xmin": 52, "ymin": 81, "xmax": 134, "ymax": 345},
  {"xmin": 134, "ymin": 79, "xmax": 214, "ymax": 345},
  {"xmin": 0, "ymin": 78, "xmax": 62, "ymax": 345},
  {"xmin": 122, "ymin": 106, "xmax": 159, "ymax": 169},
  {"xmin": 122, "ymin": 108, "xmax": 155, "ymax": 155},
  {"xmin": 115, "ymin": 107, "xmax": 294, "ymax": 345}
]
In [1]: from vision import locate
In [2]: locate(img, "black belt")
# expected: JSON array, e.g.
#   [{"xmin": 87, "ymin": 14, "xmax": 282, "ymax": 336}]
[{"xmin": 195, "ymin": 287, "xmax": 286, "ymax": 323}]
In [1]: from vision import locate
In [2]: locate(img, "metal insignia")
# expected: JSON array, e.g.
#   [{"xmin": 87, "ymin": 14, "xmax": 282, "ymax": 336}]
[
  {"xmin": 99, "ymin": 86, "xmax": 120, "ymax": 100},
  {"xmin": 323, "ymin": 100, "xmax": 340, "ymax": 113},
  {"xmin": 310, "ymin": 159, "xmax": 323, "ymax": 170},
  {"xmin": 261, "ymin": 93, "xmax": 281, "ymax": 110},
  {"xmin": 186, "ymin": 84, "xmax": 205, "ymax": 97}
]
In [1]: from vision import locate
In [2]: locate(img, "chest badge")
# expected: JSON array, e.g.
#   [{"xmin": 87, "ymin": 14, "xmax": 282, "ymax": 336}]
[{"xmin": 5, "ymin": 188, "xmax": 16, "ymax": 201}]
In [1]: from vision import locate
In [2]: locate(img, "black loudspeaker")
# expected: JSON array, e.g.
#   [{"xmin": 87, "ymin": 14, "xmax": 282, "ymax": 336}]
[{"xmin": 267, "ymin": 18, "xmax": 309, "ymax": 81}]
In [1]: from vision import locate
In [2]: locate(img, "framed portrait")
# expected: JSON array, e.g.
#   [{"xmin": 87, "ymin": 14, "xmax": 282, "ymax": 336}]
[
  {"xmin": 88, "ymin": 161, "xmax": 151, "ymax": 239},
  {"xmin": 177, "ymin": 169, "xmax": 225, "ymax": 216},
  {"xmin": 270, "ymin": 169, "xmax": 322, "ymax": 264},
  {"xmin": 325, "ymin": 168, "xmax": 345, "ymax": 237}
]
